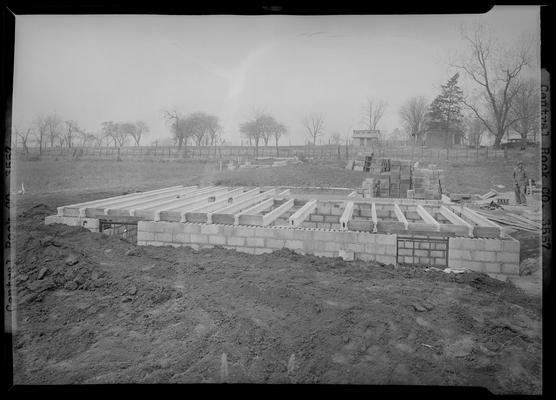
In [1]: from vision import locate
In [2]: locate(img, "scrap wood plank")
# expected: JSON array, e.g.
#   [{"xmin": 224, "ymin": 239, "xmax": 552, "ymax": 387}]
[
  {"xmin": 416, "ymin": 205, "xmax": 440, "ymax": 231},
  {"xmin": 289, "ymin": 200, "xmax": 317, "ymax": 227},
  {"xmin": 339, "ymin": 201, "xmax": 354, "ymax": 230},
  {"xmin": 58, "ymin": 185, "xmax": 186, "ymax": 216},
  {"xmin": 262, "ymin": 199, "xmax": 295, "ymax": 226},
  {"xmin": 439, "ymin": 206, "xmax": 473, "ymax": 236},
  {"xmin": 392, "ymin": 203, "xmax": 409, "ymax": 230}
]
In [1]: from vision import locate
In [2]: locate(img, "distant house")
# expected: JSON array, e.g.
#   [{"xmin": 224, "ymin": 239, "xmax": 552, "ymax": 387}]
[
  {"xmin": 352, "ymin": 129, "xmax": 380, "ymax": 147},
  {"xmin": 423, "ymin": 128, "xmax": 464, "ymax": 148}
]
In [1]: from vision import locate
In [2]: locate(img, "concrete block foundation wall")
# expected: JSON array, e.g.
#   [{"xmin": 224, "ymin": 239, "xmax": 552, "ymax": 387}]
[
  {"xmin": 137, "ymin": 221, "xmax": 398, "ymax": 264},
  {"xmin": 44, "ymin": 214, "xmax": 521, "ymax": 276},
  {"xmin": 448, "ymin": 236, "xmax": 520, "ymax": 275}
]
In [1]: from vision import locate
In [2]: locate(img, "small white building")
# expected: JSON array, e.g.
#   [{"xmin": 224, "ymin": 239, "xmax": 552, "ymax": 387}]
[{"xmin": 352, "ymin": 129, "xmax": 380, "ymax": 147}]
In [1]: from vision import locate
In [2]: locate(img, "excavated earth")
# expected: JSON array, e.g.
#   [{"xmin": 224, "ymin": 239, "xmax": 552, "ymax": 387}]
[{"xmin": 11, "ymin": 198, "xmax": 542, "ymax": 393}]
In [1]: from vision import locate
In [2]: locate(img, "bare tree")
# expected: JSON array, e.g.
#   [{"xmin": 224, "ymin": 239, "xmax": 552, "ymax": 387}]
[
  {"xmin": 509, "ymin": 78, "xmax": 540, "ymax": 149},
  {"xmin": 272, "ymin": 123, "xmax": 287, "ymax": 156},
  {"xmin": 362, "ymin": 98, "xmax": 387, "ymax": 132},
  {"xmin": 34, "ymin": 115, "xmax": 49, "ymax": 154},
  {"xmin": 453, "ymin": 24, "xmax": 532, "ymax": 148},
  {"xmin": 45, "ymin": 113, "xmax": 63, "ymax": 148},
  {"xmin": 303, "ymin": 114, "xmax": 325, "ymax": 146},
  {"xmin": 330, "ymin": 133, "xmax": 343, "ymax": 145},
  {"xmin": 126, "ymin": 121, "xmax": 149, "ymax": 146},
  {"xmin": 163, "ymin": 109, "xmax": 188, "ymax": 148},
  {"xmin": 15, "ymin": 126, "xmax": 32, "ymax": 154},
  {"xmin": 399, "ymin": 96, "xmax": 428, "ymax": 145},
  {"xmin": 463, "ymin": 115, "xmax": 487, "ymax": 149},
  {"xmin": 64, "ymin": 120, "xmax": 79, "ymax": 148}
]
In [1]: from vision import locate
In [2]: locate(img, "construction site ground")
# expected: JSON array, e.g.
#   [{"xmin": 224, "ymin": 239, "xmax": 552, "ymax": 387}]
[{"xmin": 10, "ymin": 157, "xmax": 542, "ymax": 393}]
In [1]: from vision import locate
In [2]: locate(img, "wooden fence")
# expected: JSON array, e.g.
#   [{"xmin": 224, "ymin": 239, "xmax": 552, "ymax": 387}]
[{"xmin": 14, "ymin": 144, "xmax": 513, "ymax": 163}]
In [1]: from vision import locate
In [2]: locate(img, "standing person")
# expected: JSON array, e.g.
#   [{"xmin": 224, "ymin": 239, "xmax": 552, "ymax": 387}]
[{"xmin": 513, "ymin": 161, "xmax": 528, "ymax": 205}]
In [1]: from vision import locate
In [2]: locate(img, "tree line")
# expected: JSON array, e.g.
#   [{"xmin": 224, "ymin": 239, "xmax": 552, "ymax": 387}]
[{"xmin": 398, "ymin": 25, "xmax": 539, "ymax": 149}]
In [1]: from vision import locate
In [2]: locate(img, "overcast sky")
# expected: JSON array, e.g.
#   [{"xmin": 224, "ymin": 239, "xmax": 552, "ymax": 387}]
[{"xmin": 12, "ymin": 6, "xmax": 540, "ymax": 145}]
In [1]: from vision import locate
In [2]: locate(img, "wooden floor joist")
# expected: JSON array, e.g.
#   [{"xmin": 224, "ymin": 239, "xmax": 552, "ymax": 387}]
[
  {"xmin": 289, "ymin": 200, "xmax": 317, "ymax": 227},
  {"xmin": 128, "ymin": 186, "xmax": 216, "ymax": 216},
  {"xmin": 450, "ymin": 206, "xmax": 502, "ymax": 238},
  {"xmin": 184, "ymin": 188, "xmax": 261, "ymax": 223},
  {"xmin": 59, "ymin": 185, "xmax": 186, "ymax": 217},
  {"xmin": 235, "ymin": 198, "xmax": 276, "ymax": 225},
  {"xmin": 438, "ymin": 206, "xmax": 473, "ymax": 236},
  {"xmin": 104, "ymin": 186, "xmax": 199, "ymax": 217},
  {"xmin": 138, "ymin": 187, "xmax": 232, "ymax": 220},
  {"xmin": 416, "ymin": 205, "xmax": 440, "ymax": 231},
  {"xmin": 339, "ymin": 201, "xmax": 354, "ymax": 230},
  {"xmin": 262, "ymin": 199, "xmax": 295, "ymax": 226},
  {"xmin": 210, "ymin": 190, "xmax": 277, "ymax": 225},
  {"xmin": 371, "ymin": 202, "xmax": 378, "ymax": 233},
  {"xmin": 393, "ymin": 203, "xmax": 409, "ymax": 230}
]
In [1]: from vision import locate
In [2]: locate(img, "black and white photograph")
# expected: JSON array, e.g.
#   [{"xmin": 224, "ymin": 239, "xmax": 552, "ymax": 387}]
[{"xmin": 4, "ymin": 4, "xmax": 547, "ymax": 394}]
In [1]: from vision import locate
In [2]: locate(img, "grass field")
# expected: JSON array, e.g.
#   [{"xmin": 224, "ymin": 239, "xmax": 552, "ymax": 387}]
[{"xmin": 13, "ymin": 147, "xmax": 541, "ymax": 197}]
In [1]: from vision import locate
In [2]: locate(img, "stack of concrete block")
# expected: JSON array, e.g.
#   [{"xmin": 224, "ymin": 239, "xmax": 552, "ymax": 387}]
[
  {"xmin": 362, "ymin": 178, "xmax": 380, "ymax": 198},
  {"xmin": 412, "ymin": 167, "xmax": 444, "ymax": 200}
]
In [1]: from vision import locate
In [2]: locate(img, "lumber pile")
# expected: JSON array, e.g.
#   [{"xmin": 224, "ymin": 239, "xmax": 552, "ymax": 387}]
[{"xmin": 474, "ymin": 209, "xmax": 541, "ymax": 232}]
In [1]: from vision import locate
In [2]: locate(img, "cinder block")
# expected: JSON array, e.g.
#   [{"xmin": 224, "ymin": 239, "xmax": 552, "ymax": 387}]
[
  {"xmin": 318, "ymin": 205, "xmax": 332, "ymax": 214},
  {"xmin": 496, "ymin": 252, "xmax": 520, "ymax": 263},
  {"xmin": 484, "ymin": 262, "xmax": 501, "ymax": 273},
  {"xmin": 473, "ymin": 251, "xmax": 497, "ymax": 262},
  {"xmin": 463, "ymin": 239, "xmax": 485, "ymax": 251},
  {"xmin": 434, "ymin": 258, "xmax": 447, "ymax": 266},
  {"xmin": 266, "ymin": 238, "xmax": 285, "ymax": 248},
  {"xmin": 449, "ymin": 249, "xmax": 471, "ymax": 260},
  {"xmin": 330, "ymin": 207, "xmax": 344, "ymax": 216},
  {"xmin": 152, "ymin": 222, "xmax": 168, "ymax": 233},
  {"xmin": 484, "ymin": 239, "xmax": 503, "ymax": 251},
  {"xmin": 219, "ymin": 225, "xmax": 236, "ymax": 236},
  {"xmin": 310, "ymin": 241, "xmax": 327, "ymax": 252},
  {"xmin": 345, "ymin": 243, "xmax": 366, "ymax": 253},
  {"xmin": 314, "ymin": 231, "xmax": 340, "ymax": 242},
  {"xmin": 209, "ymin": 235, "xmax": 227, "ymax": 245},
  {"xmin": 254, "ymin": 227, "xmax": 277, "ymax": 238},
  {"xmin": 201, "ymin": 224, "xmax": 221, "ymax": 235},
  {"xmin": 276, "ymin": 228, "xmax": 297, "ymax": 240},
  {"xmin": 430, "ymin": 250, "xmax": 445, "ymax": 258},
  {"xmin": 331, "ymin": 223, "xmax": 342, "ymax": 230},
  {"xmin": 357, "ymin": 253, "xmax": 376, "ymax": 262},
  {"xmin": 173, "ymin": 232, "xmax": 190, "ymax": 243},
  {"xmin": 285, "ymin": 240, "xmax": 304, "ymax": 250},
  {"xmin": 325, "ymin": 242, "xmax": 342, "ymax": 252},
  {"xmin": 190, "ymin": 234, "xmax": 209, "ymax": 244},
  {"xmin": 246, "ymin": 237, "xmax": 265, "ymax": 247},
  {"xmin": 414, "ymin": 249, "xmax": 428, "ymax": 257},
  {"xmin": 356, "ymin": 232, "xmax": 376, "ymax": 243},
  {"xmin": 155, "ymin": 232, "xmax": 172, "ymax": 242},
  {"xmin": 419, "ymin": 242, "xmax": 430, "ymax": 250},
  {"xmin": 235, "ymin": 226, "xmax": 256, "ymax": 237},
  {"xmin": 183, "ymin": 224, "xmax": 201, "ymax": 234},
  {"xmin": 335, "ymin": 231, "xmax": 357, "ymax": 243},
  {"xmin": 310, "ymin": 214, "xmax": 324, "ymax": 222},
  {"xmin": 502, "ymin": 239, "xmax": 520, "ymax": 253},
  {"xmin": 404, "ymin": 256, "xmax": 414, "ymax": 263},
  {"xmin": 291, "ymin": 229, "xmax": 314, "ymax": 241},
  {"xmin": 138, "ymin": 231, "xmax": 155, "ymax": 241},
  {"xmin": 376, "ymin": 234, "xmax": 396, "ymax": 245},
  {"xmin": 366, "ymin": 243, "xmax": 386, "ymax": 254},
  {"xmin": 398, "ymin": 248, "xmax": 413, "ymax": 256},
  {"xmin": 324, "ymin": 215, "xmax": 339, "ymax": 223},
  {"xmin": 228, "ymin": 236, "xmax": 245, "ymax": 246},
  {"xmin": 501, "ymin": 263, "xmax": 519, "ymax": 275},
  {"xmin": 435, "ymin": 242, "xmax": 447, "ymax": 250},
  {"xmin": 419, "ymin": 257, "xmax": 431, "ymax": 264},
  {"xmin": 385, "ymin": 246, "xmax": 397, "ymax": 256}
]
